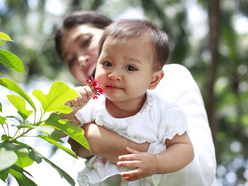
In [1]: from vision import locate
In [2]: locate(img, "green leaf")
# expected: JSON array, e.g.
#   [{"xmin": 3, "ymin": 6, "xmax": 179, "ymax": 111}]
[
  {"xmin": 42, "ymin": 156, "xmax": 75, "ymax": 186},
  {"xmin": 14, "ymin": 147, "xmax": 34, "ymax": 168},
  {"xmin": 0, "ymin": 143, "xmax": 18, "ymax": 171},
  {"xmin": 0, "ymin": 102, "xmax": 2, "ymax": 112},
  {"xmin": 7, "ymin": 95, "xmax": 33, "ymax": 120},
  {"xmin": 0, "ymin": 115, "xmax": 6, "ymax": 125},
  {"xmin": 38, "ymin": 135, "xmax": 63, "ymax": 143},
  {"xmin": 0, "ymin": 49, "xmax": 26, "ymax": 75},
  {"xmin": 32, "ymin": 81, "xmax": 78, "ymax": 113},
  {"xmin": 11, "ymin": 141, "xmax": 43, "ymax": 164},
  {"xmin": 28, "ymin": 148, "xmax": 42, "ymax": 164},
  {"xmin": 44, "ymin": 113, "xmax": 91, "ymax": 152},
  {"xmin": 0, "ymin": 168, "xmax": 8, "ymax": 182},
  {"xmin": 1, "ymin": 135, "xmax": 11, "ymax": 141},
  {"xmin": 0, "ymin": 78, "xmax": 36, "ymax": 111},
  {"xmin": 32, "ymin": 125, "xmax": 63, "ymax": 138},
  {"xmin": 13, "ymin": 141, "xmax": 75, "ymax": 185},
  {"xmin": 16, "ymin": 124, "xmax": 34, "ymax": 130},
  {"xmin": 0, "ymin": 142, "xmax": 32, "ymax": 170},
  {"xmin": 37, "ymin": 135, "xmax": 77, "ymax": 159},
  {"xmin": 0, "ymin": 32, "xmax": 13, "ymax": 42},
  {"xmin": 0, "ymin": 32, "xmax": 12, "ymax": 46},
  {"xmin": 8, "ymin": 164, "xmax": 37, "ymax": 186}
]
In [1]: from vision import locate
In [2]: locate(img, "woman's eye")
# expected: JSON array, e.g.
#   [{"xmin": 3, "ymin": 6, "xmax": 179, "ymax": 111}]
[
  {"xmin": 82, "ymin": 37, "xmax": 92, "ymax": 47},
  {"xmin": 125, "ymin": 66, "xmax": 136, "ymax": 71},
  {"xmin": 67, "ymin": 58, "xmax": 75, "ymax": 67},
  {"xmin": 103, "ymin": 62, "xmax": 112, "ymax": 67}
]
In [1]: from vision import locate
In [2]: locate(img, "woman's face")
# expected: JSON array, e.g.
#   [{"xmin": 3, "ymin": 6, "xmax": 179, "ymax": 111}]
[{"xmin": 60, "ymin": 24, "xmax": 104, "ymax": 85}]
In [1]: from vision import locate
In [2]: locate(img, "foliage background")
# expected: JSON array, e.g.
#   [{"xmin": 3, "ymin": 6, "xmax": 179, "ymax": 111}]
[{"xmin": 0, "ymin": 0, "xmax": 248, "ymax": 185}]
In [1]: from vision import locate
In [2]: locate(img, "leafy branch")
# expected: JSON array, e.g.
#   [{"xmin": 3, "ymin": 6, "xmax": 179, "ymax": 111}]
[{"xmin": 0, "ymin": 32, "xmax": 90, "ymax": 185}]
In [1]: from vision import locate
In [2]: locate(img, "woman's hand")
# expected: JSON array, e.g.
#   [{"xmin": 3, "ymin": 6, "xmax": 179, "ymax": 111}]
[{"xmin": 117, "ymin": 147, "xmax": 157, "ymax": 181}]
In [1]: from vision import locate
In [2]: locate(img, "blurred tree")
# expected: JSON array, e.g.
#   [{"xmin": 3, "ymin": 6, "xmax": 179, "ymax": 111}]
[
  {"xmin": 205, "ymin": 0, "xmax": 220, "ymax": 146},
  {"xmin": 1, "ymin": 0, "xmax": 248, "ymax": 185},
  {"xmin": 196, "ymin": 0, "xmax": 248, "ymax": 184}
]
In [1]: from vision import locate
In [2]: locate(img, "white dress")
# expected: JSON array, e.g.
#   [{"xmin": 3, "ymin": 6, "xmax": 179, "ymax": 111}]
[{"xmin": 76, "ymin": 91, "xmax": 189, "ymax": 186}]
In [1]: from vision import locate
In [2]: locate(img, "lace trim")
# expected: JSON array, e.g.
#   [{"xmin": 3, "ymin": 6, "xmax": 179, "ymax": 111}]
[
  {"xmin": 95, "ymin": 92, "xmax": 155, "ymax": 142},
  {"xmin": 164, "ymin": 126, "xmax": 189, "ymax": 141}
]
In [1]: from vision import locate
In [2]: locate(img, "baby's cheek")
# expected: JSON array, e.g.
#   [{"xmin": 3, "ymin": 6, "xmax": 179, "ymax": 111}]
[{"xmin": 95, "ymin": 71, "xmax": 105, "ymax": 83}]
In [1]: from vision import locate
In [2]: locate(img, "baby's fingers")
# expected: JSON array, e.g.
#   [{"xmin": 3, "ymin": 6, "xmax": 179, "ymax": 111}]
[
  {"xmin": 117, "ymin": 160, "xmax": 141, "ymax": 169},
  {"xmin": 75, "ymin": 86, "xmax": 94, "ymax": 107},
  {"xmin": 65, "ymin": 86, "xmax": 94, "ymax": 109},
  {"xmin": 120, "ymin": 170, "xmax": 142, "ymax": 181},
  {"xmin": 76, "ymin": 86, "xmax": 94, "ymax": 100}
]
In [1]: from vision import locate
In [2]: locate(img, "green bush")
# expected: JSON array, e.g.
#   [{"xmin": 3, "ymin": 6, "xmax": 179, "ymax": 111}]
[{"xmin": 0, "ymin": 32, "xmax": 90, "ymax": 186}]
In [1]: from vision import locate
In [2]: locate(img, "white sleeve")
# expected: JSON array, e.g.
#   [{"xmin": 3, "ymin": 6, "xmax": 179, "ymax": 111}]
[
  {"xmin": 152, "ymin": 64, "xmax": 217, "ymax": 186},
  {"xmin": 75, "ymin": 99, "xmax": 98, "ymax": 127},
  {"xmin": 159, "ymin": 103, "xmax": 189, "ymax": 143}
]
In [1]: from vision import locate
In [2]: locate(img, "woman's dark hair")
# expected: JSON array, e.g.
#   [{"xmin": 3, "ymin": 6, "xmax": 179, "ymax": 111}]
[
  {"xmin": 99, "ymin": 19, "xmax": 169, "ymax": 70},
  {"xmin": 55, "ymin": 10, "xmax": 113, "ymax": 60}
]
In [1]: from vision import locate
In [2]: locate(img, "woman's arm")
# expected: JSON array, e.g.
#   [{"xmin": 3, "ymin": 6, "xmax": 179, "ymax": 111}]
[{"xmin": 68, "ymin": 123, "xmax": 150, "ymax": 163}]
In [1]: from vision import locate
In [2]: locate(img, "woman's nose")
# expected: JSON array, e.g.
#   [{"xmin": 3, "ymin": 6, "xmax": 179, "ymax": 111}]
[
  {"xmin": 107, "ymin": 70, "xmax": 121, "ymax": 81},
  {"xmin": 77, "ymin": 55, "xmax": 89, "ymax": 67}
]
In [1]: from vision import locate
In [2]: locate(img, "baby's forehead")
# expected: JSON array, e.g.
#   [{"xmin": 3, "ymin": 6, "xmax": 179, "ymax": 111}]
[
  {"xmin": 106, "ymin": 34, "xmax": 152, "ymax": 45},
  {"xmin": 103, "ymin": 35, "xmax": 156, "ymax": 62}
]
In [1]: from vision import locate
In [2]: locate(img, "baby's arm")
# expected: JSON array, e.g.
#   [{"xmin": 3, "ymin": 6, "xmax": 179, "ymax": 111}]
[
  {"xmin": 117, "ymin": 132, "xmax": 194, "ymax": 181},
  {"xmin": 60, "ymin": 86, "xmax": 94, "ymax": 134}
]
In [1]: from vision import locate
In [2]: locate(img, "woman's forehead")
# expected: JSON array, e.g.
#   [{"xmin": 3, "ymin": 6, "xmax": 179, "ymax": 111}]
[{"xmin": 60, "ymin": 25, "xmax": 101, "ymax": 53}]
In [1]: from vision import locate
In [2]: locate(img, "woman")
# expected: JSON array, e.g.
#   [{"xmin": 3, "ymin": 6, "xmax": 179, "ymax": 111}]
[{"xmin": 55, "ymin": 10, "xmax": 217, "ymax": 185}]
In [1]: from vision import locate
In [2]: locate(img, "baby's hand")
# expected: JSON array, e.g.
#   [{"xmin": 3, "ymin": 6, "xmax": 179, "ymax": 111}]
[
  {"xmin": 65, "ymin": 86, "xmax": 94, "ymax": 111},
  {"xmin": 117, "ymin": 147, "xmax": 157, "ymax": 181}
]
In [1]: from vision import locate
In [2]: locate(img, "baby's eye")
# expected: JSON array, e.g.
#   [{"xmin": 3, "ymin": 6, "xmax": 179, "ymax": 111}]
[
  {"xmin": 103, "ymin": 62, "xmax": 112, "ymax": 67},
  {"xmin": 125, "ymin": 65, "xmax": 136, "ymax": 71}
]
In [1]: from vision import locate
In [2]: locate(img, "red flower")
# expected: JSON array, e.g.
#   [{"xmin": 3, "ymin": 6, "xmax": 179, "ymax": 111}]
[{"xmin": 84, "ymin": 76, "xmax": 104, "ymax": 99}]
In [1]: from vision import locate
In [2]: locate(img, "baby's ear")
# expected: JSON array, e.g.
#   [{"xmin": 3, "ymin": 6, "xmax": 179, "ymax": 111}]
[{"xmin": 149, "ymin": 70, "xmax": 164, "ymax": 90}]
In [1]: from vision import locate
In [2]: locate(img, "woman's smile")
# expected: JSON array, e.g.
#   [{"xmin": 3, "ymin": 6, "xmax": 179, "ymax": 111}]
[{"xmin": 87, "ymin": 61, "xmax": 97, "ymax": 77}]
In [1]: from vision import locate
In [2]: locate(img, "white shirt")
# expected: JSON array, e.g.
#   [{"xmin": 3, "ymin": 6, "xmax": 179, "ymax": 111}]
[
  {"xmin": 76, "ymin": 91, "xmax": 189, "ymax": 186},
  {"xmin": 152, "ymin": 64, "xmax": 217, "ymax": 186}
]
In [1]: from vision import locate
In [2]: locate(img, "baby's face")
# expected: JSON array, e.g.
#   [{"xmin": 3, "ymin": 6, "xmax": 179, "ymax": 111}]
[{"xmin": 95, "ymin": 36, "xmax": 155, "ymax": 102}]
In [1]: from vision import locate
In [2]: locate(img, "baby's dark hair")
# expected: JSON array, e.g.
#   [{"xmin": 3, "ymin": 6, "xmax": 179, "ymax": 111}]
[
  {"xmin": 99, "ymin": 19, "xmax": 169, "ymax": 70},
  {"xmin": 55, "ymin": 10, "xmax": 113, "ymax": 60}
]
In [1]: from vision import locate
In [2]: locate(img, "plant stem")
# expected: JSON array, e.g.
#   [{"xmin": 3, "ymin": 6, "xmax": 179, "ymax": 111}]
[
  {"xmin": 34, "ymin": 111, "xmax": 37, "ymax": 125},
  {"xmin": 7, "ymin": 124, "xmax": 10, "ymax": 136},
  {"xmin": 10, "ymin": 128, "xmax": 32, "ymax": 142},
  {"xmin": 1, "ymin": 125, "xmax": 7, "ymax": 135},
  {"xmin": 39, "ymin": 112, "xmax": 45, "ymax": 123}
]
